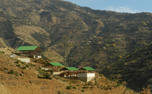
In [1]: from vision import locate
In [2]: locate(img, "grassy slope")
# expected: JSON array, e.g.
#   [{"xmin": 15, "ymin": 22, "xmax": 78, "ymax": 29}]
[{"xmin": 0, "ymin": 50, "xmax": 141, "ymax": 94}]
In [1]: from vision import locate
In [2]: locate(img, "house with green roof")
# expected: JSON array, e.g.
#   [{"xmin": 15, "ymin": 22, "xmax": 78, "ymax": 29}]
[
  {"xmin": 78, "ymin": 67, "xmax": 95, "ymax": 82},
  {"xmin": 61, "ymin": 67, "xmax": 78, "ymax": 71},
  {"xmin": 49, "ymin": 62, "xmax": 63, "ymax": 66},
  {"xmin": 16, "ymin": 46, "xmax": 41, "ymax": 51},
  {"xmin": 79, "ymin": 67, "xmax": 95, "ymax": 71},
  {"xmin": 60, "ymin": 67, "xmax": 79, "ymax": 78},
  {"xmin": 44, "ymin": 62, "xmax": 65, "ymax": 72},
  {"xmin": 16, "ymin": 46, "xmax": 41, "ymax": 58}
]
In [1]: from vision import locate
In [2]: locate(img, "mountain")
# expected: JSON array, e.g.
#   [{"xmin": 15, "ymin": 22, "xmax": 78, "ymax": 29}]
[
  {"xmin": 0, "ymin": 48, "xmax": 140, "ymax": 94},
  {"xmin": 104, "ymin": 44, "xmax": 152, "ymax": 91},
  {"xmin": 1, "ymin": 0, "xmax": 152, "ymax": 92}
]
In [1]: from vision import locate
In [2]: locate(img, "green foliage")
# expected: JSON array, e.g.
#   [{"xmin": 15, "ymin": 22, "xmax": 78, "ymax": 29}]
[
  {"xmin": 116, "ymin": 81, "xmax": 121, "ymax": 87},
  {"xmin": 103, "ymin": 85, "xmax": 112, "ymax": 90},
  {"xmin": 81, "ymin": 90, "xmax": 85, "ymax": 92},
  {"xmin": 37, "ymin": 68, "xmax": 51, "ymax": 79},
  {"xmin": 82, "ymin": 85, "xmax": 89, "ymax": 89},
  {"xmin": 8, "ymin": 70, "xmax": 14, "ymax": 74},
  {"xmin": 15, "ymin": 60, "xmax": 20, "ymax": 63},
  {"xmin": 66, "ymin": 85, "xmax": 72, "ymax": 89},
  {"xmin": 50, "ymin": 70, "xmax": 54, "ymax": 75},
  {"xmin": 28, "ymin": 63, "xmax": 35, "ymax": 67},
  {"xmin": 22, "ymin": 67, "xmax": 26, "ymax": 69},
  {"xmin": 16, "ymin": 64, "xmax": 21, "ymax": 67},
  {"xmin": 31, "ymin": 33, "xmax": 48, "ymax": 47},
  {"xmin": 73, "ymin": 86, "xmax": 77, "ymax": 89},
  {"xmin": 57, "ymin": 91, "xmax": 62, "ymax": 94},
  {"xmin": 0, "ymin": 51, "xmax": 4, "ymax": 53},
  {"xmin": 66, "ymin": 57, "xmax": 83, "ymax": 67},
  {"xmin": 21, "ymin": 62, "xmax": 25, "ymax": 64},
  {"xmin": 87, "ymin": 82, "xmax": 92, "ymax": 85},
  {"xmin": 45, "ymin": 73, "xmax": 51, "ymax": 79}
]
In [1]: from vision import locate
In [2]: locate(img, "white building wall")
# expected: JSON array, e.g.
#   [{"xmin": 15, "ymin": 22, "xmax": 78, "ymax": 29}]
[
  {"xmin": 17, "ymin": 58, "xmax": 31, "ymax": 63},
  {"xmin": 53, "ymin": 71, "xmax": 64, "ymax": 75},
  {"xmin": 78, "ymin": 73, "xmax": 95, "ymax": 82},
  {"xmin": 41, "ymin": 68, "xmax": 49, "ymax": 71},
  {"xmin": 78, "ymin": 73, "xmax": 95, "ymax": 77}
]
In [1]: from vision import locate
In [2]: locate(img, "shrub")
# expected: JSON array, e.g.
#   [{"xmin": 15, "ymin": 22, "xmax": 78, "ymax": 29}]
[
  {"xmin": 107, "ymin": 85, "xmax": 112, "ymax": 90},
  {"xmin": 73, "ymin": 86, "xmax": 77, "ymax": 89},
  {"xmin": 63, "ymin": 80, "xmax": 66, "ymax": 82},
  {"xmin": 0, "ymin": 51, "xmax": 5, "ymax": 53},
  {"xmin": 88, "ymin": 82, "xmax": 92, "ymax": 85},
  {"xmin": 117, "ymin": 82, "xmax": 121, "ymax": 87},
  {"xmin": 8, "ymin": 70, "xmax": 14, "ymax": 74},
  {"xmin": 50, "ymin": 70, "xmax": 53, "ymax": 75},
  {"xmin": 22, "ymin": 67, "xmax": 26, "ymax": 69},
  {"xmin": 82, "ymin": 86, "xmax": 89, "ymax": 89},
  {"xmin": 81, "ymin": 90, "xmax": 85, "ymax": 92},
  {"xmin": 29, "ymin": 63, "xmax": 35, "ymax": 67},
  {"xmin": 66, "ymin": 85, "xmax": 72, "ymax": 89},
  {"xmin": 57, "ymin": 91, "xmax": 61, "ymax": 94},
  {"xmin": 38, "ymin": 76, "xmax": 42, "ymax": 78},
  {"xmin": 15, "ymin": 60, "xmax": 20, "ymax": 63},
  {"xmin": 16, "ymin": 64, "xmax": 21, "ymax": 67},
  {"xmin": 45, "ymin": 73, "xmax": 51, "ymax": 79},
  {"xmin": 21, "ymin": 62, "xmax": 25, "ymax": 64}
]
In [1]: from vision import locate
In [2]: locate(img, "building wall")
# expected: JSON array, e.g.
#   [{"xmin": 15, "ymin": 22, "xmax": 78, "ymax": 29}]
[
  {"xmin": 17, "ymin": 58, "xmax": 31, "ymax": 63},
  {"xmin": 78, "ymin": 73, "xmax": 95, "ymax": 82},
  {"xmin": 53, "ymin": 71, "xmax": 64, "ymax": 75}
]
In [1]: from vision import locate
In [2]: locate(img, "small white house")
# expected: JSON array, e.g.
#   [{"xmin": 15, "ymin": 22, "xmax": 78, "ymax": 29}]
[
  {"xmin": 78, "ymin": 67, "xmax": 95, "ymax": 82},
  {"xmin": 78, "ymin": 73, "xmax": 95, "ymax": 82}
]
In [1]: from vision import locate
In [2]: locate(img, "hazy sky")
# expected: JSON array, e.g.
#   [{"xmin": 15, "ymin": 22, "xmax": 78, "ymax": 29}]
[{"xmin": 64, "ymin": 0, "xmax": 152, "ymax": 13}]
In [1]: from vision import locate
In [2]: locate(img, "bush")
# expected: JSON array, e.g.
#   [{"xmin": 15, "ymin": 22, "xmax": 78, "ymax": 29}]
[
  {"xmin": 81, "ymin": 90, "xmax": 85, "ymax": 92},
  {"xmin": 88, "ymin": 82, "xmax": 92, "ymax": 85},
  {"xmin": 38, "ymin": 76, "xmax": 42, "ymax": 78},
  {"xmin": 45, "ymin": 73, "xmax": 51, "ymax": 79},
  {"xmin": 1, "ymin": 51, "xmax": 4, "ymax": 53},
  {"xmin": 73, "ymin": 86, "xmax": 77, "ymax": 89},
  {"xmin": 29, "ymin": 63, "xmax": 35, "ymax": 67},
  {"xmin": 66, "ymin": 85, "xmax": 72, "ymax": 89},
  {"xmin": 22, "ymin": 67, "xmax": 26, "ymax": 69},
  {"xmin": 8, "ymin": 70, "xmax": 14, "ymax": 74},
  {"xmin": 21, "ymin": 62, "xmax": 25, "ymax": 64},
  {"xmin": 50, "ymin": 70, "xmax": 53, "ymax": 75},
  {"xmin": 16, "ymin": 64, "xmax": 21, "ymax": 67},
  {"xmin": 116, "ymin": 81, "xmax": 121, "ymax": 87},
  {"xmin": 57, "ymin": 91, "xmax": 61, "ymax": 94},
  {"xmin": 15, "ymin": 60, "xmax": 20, "ymax": 63}
]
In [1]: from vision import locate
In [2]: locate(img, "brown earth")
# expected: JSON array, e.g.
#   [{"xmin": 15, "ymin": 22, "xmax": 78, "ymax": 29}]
[{"xmin": 0, "ymin": 49, "xmax": 142, "ymax": 94}]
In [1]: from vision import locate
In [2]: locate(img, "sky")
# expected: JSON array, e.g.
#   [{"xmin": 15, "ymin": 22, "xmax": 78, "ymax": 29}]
[{"xmin": 64, "ymin": 0, "xmax": 152, "ymax": 13}]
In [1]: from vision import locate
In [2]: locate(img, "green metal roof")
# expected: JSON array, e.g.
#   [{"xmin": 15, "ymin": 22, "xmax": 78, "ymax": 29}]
[
  {"xmin": 65, "ymin": 67, "xmax": 78, "ymax": 70},
  {"xmin": 16, "ymin": 46, "xmax": 38, "ymax": 51},
  {"xmin": 82, "ymin": 67, "xmax": 95, "ymax": 71},
  {"xmin": 49, "ymin": 62, "xmax": 63, "ymax": 66}
]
